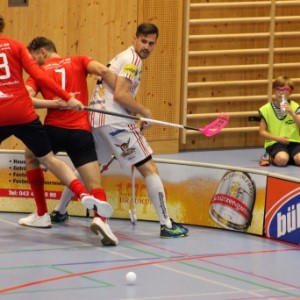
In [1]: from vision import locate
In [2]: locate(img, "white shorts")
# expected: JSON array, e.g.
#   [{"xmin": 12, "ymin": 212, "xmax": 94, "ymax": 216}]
[{"xmin": 92, "ymin": 122, "xmax": 153, "ymax": 168}]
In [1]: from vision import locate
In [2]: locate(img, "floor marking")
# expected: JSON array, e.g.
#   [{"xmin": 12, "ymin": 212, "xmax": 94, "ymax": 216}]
[
  {"xmin": 0, "ymin": 251, "xmax": 299, "ymax": 298},
  {"xmin": 1, "ymin": 216, "xmax": 300, "ymax": 297},
  {"xmin": 201, "ymin": 259, "xmax": 300, "ymax": 290}
]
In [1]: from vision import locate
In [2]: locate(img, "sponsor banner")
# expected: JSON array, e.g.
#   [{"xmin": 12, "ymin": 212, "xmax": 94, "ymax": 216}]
[
  {"xmin": 0, "ymin": 151, "xmax": 266, "ymax": 235},
  {"xmin": 0, "ymin": 151, "xmax": 84, "ymax": 216},
  {"xmin": 265, "ymin": 176, "xmax": 300, "ymax": 244},
  {"xmin": 101, "ymin": 160, "xmax": 266, "ymax": 235}
]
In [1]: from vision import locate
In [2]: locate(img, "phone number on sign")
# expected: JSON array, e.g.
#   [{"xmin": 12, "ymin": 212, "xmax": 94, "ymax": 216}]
[{"xmin": 2, "ymin": 189, "xmax": 60, "ymax": 199}]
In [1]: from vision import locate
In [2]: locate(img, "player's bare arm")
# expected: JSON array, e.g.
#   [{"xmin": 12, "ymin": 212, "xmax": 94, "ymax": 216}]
[
  {"xmin": 259, "ymin": 119, "xmax": 289, "ymax": 144},
  {"xmin": 290, "ymin": 109, "xmax": 300, "ymax": 129},
  {"xmin": 87, "ymin": 61, "xmax": 117, "ymax": 90},
  {"xmin": 26, "ymin": 85, "xmax": 37, "ymax": 97},
  {"xmin": 26, "ymin": 85, "xmax": 68, "ymax": 109},
  {"xmin": 31, "ymin": 97, "xmax": 68, "ymax": 109},
  {"xmin": 114, "ymin": 76, "xmax": 152, "ymax": 119}
]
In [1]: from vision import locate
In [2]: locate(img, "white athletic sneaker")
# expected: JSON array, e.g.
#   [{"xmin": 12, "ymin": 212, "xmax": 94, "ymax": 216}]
[
  {"xmin": 18, "ymin": 212, "xmax": 52, "ymax": 228},
  {"xmin": 90, "ymin": 217, "xmax": 118, "ymax": 246},
  {"xmin": 81, "ymin": 195, "xmax": 113, "ymax": 218}
]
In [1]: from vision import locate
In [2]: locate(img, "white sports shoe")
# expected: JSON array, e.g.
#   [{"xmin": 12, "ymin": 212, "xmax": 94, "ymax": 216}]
[
  {"xmin": 90, "ymin": 217, "xmax": 118, "ymax": 246},
  {"xmin": 81, "ymin": 195, "xmax": 113, "ymax": 218},
  {"xmin": 18, "ymin": 212, "xmax": 52, "ymax": 228}
]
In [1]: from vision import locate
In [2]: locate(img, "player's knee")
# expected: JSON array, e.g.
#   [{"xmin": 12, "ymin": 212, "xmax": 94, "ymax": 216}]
[
  {"xmin": 274, "ymin": 154, "xmax": 288, "ymax": 167},
  {"xmin": 293, "ymin": 154, "xmax": 300, "ymax": 166},
  {"xmin": 136, "ymin": 160, "xmax": 158, "ymax": 177},
  {"xmin": 24, "ymin": 148, "xmax": 40, "ymax": 167}
]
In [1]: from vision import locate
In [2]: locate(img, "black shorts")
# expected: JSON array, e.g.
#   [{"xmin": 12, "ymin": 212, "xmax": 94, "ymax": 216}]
[
  {"xmin": 0, "ymin": 118, "xmax": 52, "ymax": 157},
  {"xmin": 267, "ymin": 142, "xmax": 300, "ymax": 163},
  {"xmin": 44, "ymin": 125, "xmax": 98, "ymax": 168}
]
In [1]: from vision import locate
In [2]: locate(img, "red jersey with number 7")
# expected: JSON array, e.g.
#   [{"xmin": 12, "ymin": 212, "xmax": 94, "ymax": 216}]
[
  {"xmin": 26, "ymin": 56, "xmax": 93, "ymax": 131},
  {"xmin": 0, "ymin": 36, "xmax": 71, "ymax": 126}
]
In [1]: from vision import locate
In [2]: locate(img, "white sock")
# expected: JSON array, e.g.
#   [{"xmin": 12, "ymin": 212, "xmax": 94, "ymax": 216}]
[
  {"xmin": 55, "ymin": 170, "xmax": 81, "ymax": 214},
  {"xmin": 144, "ymin": 174, "xmax": 172, "ymax": 227}
]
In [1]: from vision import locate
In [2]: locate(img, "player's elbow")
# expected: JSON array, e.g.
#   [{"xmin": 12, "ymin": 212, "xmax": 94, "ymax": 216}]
[
  {"xmin": 113, "ymin": 91, "xmax": 127, "ymax": 105},
  {"xmin": 258, "ymin": 128, "xmax": 265, "ymax": 137},
  {"xmin": 113, "ymin": 92, "xmax": 122, "ymax": 103},
  {"xmin": 100, "ymin": 66, "xmax": 109, "ymax": 77}
]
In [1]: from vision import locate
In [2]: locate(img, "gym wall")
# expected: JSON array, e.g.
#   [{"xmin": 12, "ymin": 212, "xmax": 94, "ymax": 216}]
[
  {"xmin": 0, "ymin": 0, "xmax": 183, "ymax": 154},
  {"xmin": 1, "ymin": 0, "xmax": 300, "ymax": 153}
]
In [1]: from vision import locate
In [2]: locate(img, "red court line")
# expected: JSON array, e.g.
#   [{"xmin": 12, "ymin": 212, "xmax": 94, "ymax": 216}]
[
  {"xmin": 0, "ymin": 247, "xmax": 298, "ymax": 294},
  {"xmin": 120, "ymin": 233, "xmax": 300, "ymax": 289},
  {"xmin": 0, "ymin": 255, "xmax": 203, "ymax": 294}
]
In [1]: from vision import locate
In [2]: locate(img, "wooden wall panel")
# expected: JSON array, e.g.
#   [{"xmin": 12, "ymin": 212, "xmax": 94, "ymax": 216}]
[
  {"xmin": 0, "ymin": 0, "xmax": 139, "ymax": 150},
  {"xmin": 0, "ymin": 0, "xmax": 72, "ymax": 150},
  {"xmin": 136, "ymin": 0, "xmax": 184, "ymax": 153},
  {"xmin": 0, "ymin": 0, "xmax": 182, "ymax": 154},
  {"xmin": 181, "ymin": 0, "xmax": 300, "ymax": 151},
  {"xmin": 3, "ymin": 0, "xmax": 300, "ymax": 154},
  {"xmin": 64, "ymin": 0, "xmax": 138, "ymax": 112}
]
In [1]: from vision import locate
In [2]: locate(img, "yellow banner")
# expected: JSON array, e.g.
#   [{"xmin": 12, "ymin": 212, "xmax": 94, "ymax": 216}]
[{"xmin": 0, "ymin": 151, "xmax": 266, "ymax": 235}]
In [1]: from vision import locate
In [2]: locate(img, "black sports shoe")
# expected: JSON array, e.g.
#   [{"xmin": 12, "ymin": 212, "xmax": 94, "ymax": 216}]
[
  {"xmin": 50, "ymin": 210, "xmax": 69, "ymax": 224},
  {"xmin": 160, "ymin": 219, "xmax": 189, "ymax": 238}
]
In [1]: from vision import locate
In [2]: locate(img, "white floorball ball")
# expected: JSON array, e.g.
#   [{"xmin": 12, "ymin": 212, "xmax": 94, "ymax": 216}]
[{"xmin": 126, "ymin": 271, "xmax": 137, "ymax": 284}]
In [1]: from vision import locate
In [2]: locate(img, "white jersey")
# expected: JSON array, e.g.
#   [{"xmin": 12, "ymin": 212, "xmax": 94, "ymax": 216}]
[{"xmin": 89, "ymin": 46, "xmax": 142, "ymax": 127}]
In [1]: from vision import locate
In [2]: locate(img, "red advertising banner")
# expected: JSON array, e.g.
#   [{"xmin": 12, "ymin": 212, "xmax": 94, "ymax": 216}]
[{"xmin": 265, "ymin": 176, "xmax": 300, "ymax": 244}]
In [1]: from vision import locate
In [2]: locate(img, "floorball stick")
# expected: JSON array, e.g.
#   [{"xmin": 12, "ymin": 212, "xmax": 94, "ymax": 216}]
[
  {"xmin": 84, "ymin": 107, "xmax": 229, "ymax": 137},
  {"xmin": 100, "ymin": 156, "xmax": 138, "ymax": 223},
  {"xmin": 99, "ymin": 125, "xmax": 143, "ymax": 223},
  {"xmin": 129, "ymin": 165, "xmax": 137, "ymax": 224},
  {"xmin": 100, "ymin": 155, "xmax": 116, "ymax": 174}
]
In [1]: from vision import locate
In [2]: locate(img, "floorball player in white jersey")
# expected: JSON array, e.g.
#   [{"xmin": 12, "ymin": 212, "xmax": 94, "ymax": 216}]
[{"xmin": 51, "ymin": 22, "xmax": 189, "ymax": 240}]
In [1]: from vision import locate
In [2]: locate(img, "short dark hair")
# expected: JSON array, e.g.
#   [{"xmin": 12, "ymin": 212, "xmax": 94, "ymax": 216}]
[
  {"xmin": 0, "ymin": 15, "xmax": 5, "ymax": 33},
  {"xmin": 27, "ymin": 36, "xmax": 57, "ymax": 53},
  {"xmin": 136, "ymin": 22, "xmax": 159, "ymax": 38}
]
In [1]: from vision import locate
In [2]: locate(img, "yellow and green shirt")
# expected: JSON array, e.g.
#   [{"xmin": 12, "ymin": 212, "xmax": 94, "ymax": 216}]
[{"xmin": 259, "ymin": 100, "xmax": 300, "ymax": 149}]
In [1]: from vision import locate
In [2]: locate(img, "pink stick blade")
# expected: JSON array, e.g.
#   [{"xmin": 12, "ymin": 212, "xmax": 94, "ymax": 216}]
[{"xmin": 199, "ymin": 113, "xmax": 229, "ymax": 137}]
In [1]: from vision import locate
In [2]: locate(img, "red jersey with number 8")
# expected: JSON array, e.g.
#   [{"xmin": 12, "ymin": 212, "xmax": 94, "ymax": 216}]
[{"xmin": 0, "ymin": 36, "xmax": 71, "ymax": 126}]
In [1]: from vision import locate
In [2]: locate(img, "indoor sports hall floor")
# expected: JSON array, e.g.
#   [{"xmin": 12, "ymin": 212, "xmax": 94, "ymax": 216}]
[{"xmin": 1, "ymin": 148, "xmax": 300, "ymax": 300}]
